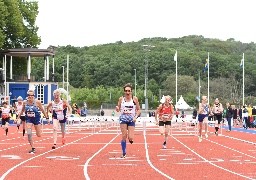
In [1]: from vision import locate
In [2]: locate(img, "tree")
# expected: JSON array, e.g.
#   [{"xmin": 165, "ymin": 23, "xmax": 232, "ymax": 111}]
[{"xmin": 0, "ymin": 0, "xmax": 40, "ymax": 49}]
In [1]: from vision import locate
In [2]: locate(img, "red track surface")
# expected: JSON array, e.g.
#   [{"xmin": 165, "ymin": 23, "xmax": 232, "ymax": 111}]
[{"xmin": 0, "ymin": 123, "xmax": 256, "ymax": 180}]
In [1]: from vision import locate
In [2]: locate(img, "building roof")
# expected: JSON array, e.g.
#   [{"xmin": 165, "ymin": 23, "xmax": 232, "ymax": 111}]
[{"xmin": 0, "ymin": 48, "xmax": 55, "ymax": 57}]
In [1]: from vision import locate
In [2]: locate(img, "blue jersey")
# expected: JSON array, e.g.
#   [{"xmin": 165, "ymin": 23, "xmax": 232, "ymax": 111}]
[{"xmin": 25, "ymin": 100, "xmax": 41, "ymax": 124}]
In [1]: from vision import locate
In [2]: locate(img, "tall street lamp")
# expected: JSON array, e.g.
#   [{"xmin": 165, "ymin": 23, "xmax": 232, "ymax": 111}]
[
  {"xmin": 134, "ymin": 69, "xmax": 137, "ymax": 97},
  {"xmin": 142, "ymin": 45, "xmax": 155, "ymax": 112}
]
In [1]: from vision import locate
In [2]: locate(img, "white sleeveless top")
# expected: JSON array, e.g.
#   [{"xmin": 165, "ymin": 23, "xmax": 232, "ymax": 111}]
[
  {"xmin": 16, "ymin": 102, "xmax": 25, "ymax": 116},
  {"xmin": 120, "ymin": 97, "xmax": 136, "ymax": 117},
  {"xmin": 200, "ymin": 103, "xmax": 209, "ymax": 115},
  {"xmin": 2, "ymin": 107, "xmax": 10, "ymax": 119}
]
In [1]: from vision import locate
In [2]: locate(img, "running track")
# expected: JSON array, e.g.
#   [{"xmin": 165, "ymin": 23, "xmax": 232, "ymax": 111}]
[{"xmin": 0, "ymin": 121, "xmax": 256, "ymax": 180}]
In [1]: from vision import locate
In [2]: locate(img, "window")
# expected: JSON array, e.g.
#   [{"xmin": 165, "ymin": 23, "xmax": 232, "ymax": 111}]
[{"xmin": 37, "ymin": 84, "xmax": 44, "ymax": 104}]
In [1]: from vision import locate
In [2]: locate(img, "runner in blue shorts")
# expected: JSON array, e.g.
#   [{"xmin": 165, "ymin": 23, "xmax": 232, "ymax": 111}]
[
  {"xmin": 18, "ymin": 89, "xmax": 48, "ymax": 154},
  {"xmin": 116, "ymin": 83, "xmax": 141, "ymax": 158},
  {"xmin": 198, "ymin": 95, "xmax": 209, "ymax": 142}
]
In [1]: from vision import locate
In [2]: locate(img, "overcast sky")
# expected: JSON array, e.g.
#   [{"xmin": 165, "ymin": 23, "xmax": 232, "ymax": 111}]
[{"xmin": 36, "ymin": 0, "xmax": 256, "ymax": 48}]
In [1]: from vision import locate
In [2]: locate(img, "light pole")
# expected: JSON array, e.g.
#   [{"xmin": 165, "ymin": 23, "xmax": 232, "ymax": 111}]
[
  {"xmin": 134, "ymin": 69, "xmax": 137, "ymax": 97},
  {"xmin": 62, "ymin": 66, "xmax": 65, "ymax": 89},
  {"xmin": 142, "ymin": 45, "xmax": 155, "ymax": 112}
]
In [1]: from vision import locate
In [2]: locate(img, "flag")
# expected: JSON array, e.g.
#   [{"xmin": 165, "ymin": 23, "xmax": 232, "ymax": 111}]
[
  {"xmin": 174, "ymin": 50, "xmax": 177, "ymax": 61},
  {"xmin": 203, "ymin": 59, "xmax": 208, "ymax": 72},
  {"xmin": 240, "ymin": 58, "xmax": 244, "ymax": 68}
]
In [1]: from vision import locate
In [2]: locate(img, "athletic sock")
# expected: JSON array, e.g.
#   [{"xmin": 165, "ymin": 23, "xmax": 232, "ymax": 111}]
[
  {"xmin": 215, "ymin": 127, "xmax": 219, "ymax": 132},
  {"xmin": 5, "ymin": 128, "xmax": 8, "ymax": 136},
  {"xmin": 121, "ymin": 140, "xmax": 126, "ymax": 155},
  {"xmin": 23, "ymin": 129, "xmax": 25, "ymax": 136},
  {"xmin": 17, "ymin": 125, "xmax": 20, "ymax": 130}
]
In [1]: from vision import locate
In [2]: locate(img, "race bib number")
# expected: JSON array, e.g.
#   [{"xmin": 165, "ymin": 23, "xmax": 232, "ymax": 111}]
[
  {"xmin": 57, "ymin": 114, "xmax": 64, "ymax": 120},
  {"xmin": 162, "ymin": 114, "xmax": 169, "ymax": 118},
  {"xmin": 27, "ymin": 112, "xmax": 35, "ymax": 117}
]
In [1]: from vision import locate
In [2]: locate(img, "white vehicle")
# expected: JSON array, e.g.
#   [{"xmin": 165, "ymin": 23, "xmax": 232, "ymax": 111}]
[{"xmin": 67, "ymin": 114, "xmax": 82, "ymax": 123}]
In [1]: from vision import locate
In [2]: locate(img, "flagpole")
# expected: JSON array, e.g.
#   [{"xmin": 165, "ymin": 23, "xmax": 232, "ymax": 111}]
[
  {"xmin": 199, "ymin": 71, "xmax": 201, "ymax": 99},
  {"xmin": 242, "ymin": 53, "xmax": 244, "ymax": 105},
  {"xmin": 175, "ymin": 50, "xmax": 178, "ymax": 105},
  {"xmin": 207, "ymin": 52, "xmax": 210, "ymax": 103}
]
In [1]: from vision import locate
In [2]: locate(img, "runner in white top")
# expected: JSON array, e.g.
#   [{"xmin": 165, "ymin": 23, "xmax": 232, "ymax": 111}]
[
  {"xmin": 198, "ymin": 96, "xmax": 209, "ymax": 142},
  {"xmin": 15, "ymin": 96, "xmax": 26, "ymax": 137},
  {"xmin": 116, "ymin": 83, "xmax": 140, "ymax": 158},
  {"xmin": 46, "ymin": 89, "xmax": 72, "ymax": 149},
  {"xmin": 1, "ymin": 102, "xmax": 11, "ymax": 136}
]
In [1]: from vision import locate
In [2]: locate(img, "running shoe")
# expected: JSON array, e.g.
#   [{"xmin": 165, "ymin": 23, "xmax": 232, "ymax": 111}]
[
  {"xmin": 199, "ymin": 136, "xmax": 202, "ymax": 142},
  {"xmin": 52, "ymin": 144, "xmax": 56, "ymax": 149},
  {"xmin": 162, "ymin": 141, "xmax": 167, "ymax": 149},
  {"xmin": 62, "ymin": 138, "xmax": 66, "ymax": 145},
  {"xmin": 121, "ymin": 153, "xmax": 126, "ymax": 158},
  {"xmin": 129, "ymin": 140, "xmax": 133, "ymax": 144},
  {"xmin": 29, "ymin": 148, "xmax": 36, "ymax": 154},
  {"xmin": 205, "ymin": 133, "xmax": 208, "ymax": 138}
]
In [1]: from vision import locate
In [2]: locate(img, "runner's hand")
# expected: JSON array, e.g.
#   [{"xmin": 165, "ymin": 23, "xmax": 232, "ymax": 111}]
[
  {"xmin": 115, "ymin": 106, "xmax": 120, "ymax": 112},
  {"xmin": 46, "ymin": 117, "xmax": 50, "ymax": 125}
]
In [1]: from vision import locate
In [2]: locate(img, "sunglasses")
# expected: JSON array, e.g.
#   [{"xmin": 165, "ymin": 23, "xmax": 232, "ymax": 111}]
[
  {"xmin": 28, "ymin": 94, "xmax": 34, "ymax": 97},
  {"xmin": 124, "ymin": 90, "xmax": 131, "ymax": 92}
]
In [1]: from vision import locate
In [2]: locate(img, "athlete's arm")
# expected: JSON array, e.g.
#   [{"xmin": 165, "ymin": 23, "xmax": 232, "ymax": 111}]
[
  {"xmin": 46, "ymin": 102, "xmax": 52, "ymax": 116},
  {"xmin": 169, "ymin": 104, "xmax": 174, "ymax": 119},
  {"xmin": 18, "ymin": 101, "xmax": 26, "ymax": 119},
  {"xmin": 219, "ymin": 103, "xmax": 223, "ymax": 113},
  {"xmin": 115, "ymin": 97, "xmax": 122, "ymax": 112},
  {"xmin": 155, "ymin": 104, "xmax": 162, "ymax": 124},
  {"xmin": 37, "ymin": 100, "xmax": 48, "ymax": 118},
  {"xmin": 198, "ymin": 103, "xmax": 203, "ymax": 114},
  {"xmin": 63, "ymin": 100, "xmax": 72, "ymax": 115},
  {"xmin": 133, "ymin": 96, "xmax": 141, "ymax": 120}
]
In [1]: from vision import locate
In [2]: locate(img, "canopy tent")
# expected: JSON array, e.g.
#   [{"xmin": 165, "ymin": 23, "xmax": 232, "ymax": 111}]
[
  {"xmin": 175, "ymin": 95, "xmax": 191, "ymax": 110},
  {"xmin": 58, "ymin": 88, "xmax": 71, "ymax": 101}
]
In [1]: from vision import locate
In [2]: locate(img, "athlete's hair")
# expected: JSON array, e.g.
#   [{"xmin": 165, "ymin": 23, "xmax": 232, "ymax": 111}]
[
  {"xmin": 123, "ymin": 83, "xmax": 133, "ymax": 91},
  {"xmin": 53, "ymin": 89, "xmax": 61, "ymax": 95},
  {"xmin": 17, "ymin": 96, "xmax": 23, "ymax": 101},
  {"xmin": 27, "ymin": 89, "xmax": 35, "ymax": 95}
]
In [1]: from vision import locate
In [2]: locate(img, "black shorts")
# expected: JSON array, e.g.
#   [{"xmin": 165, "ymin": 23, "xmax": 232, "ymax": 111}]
[
  {"xmin": 159, "ymin": 121, "xmax": 171, "ymax": 126},
  {"xmin": 214, "ymin": 114, "xmax": 222, "ymax": 124},
  {"xmin": 20, "ymin": 116, "xmax": 26, "ymax": 122},
  {"xmin": 1, "ymin": 119, "xmax": 10, "ymax": 126}
]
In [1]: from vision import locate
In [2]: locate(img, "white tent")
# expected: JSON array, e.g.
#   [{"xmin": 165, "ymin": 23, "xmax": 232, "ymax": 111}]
[
  {"xmin": 58, "ymin": 88, "xmax": 71, "ymax": 101},
  {"xmin": 175, "ymin": 95, "xmax": 191, "ymax": 110}
]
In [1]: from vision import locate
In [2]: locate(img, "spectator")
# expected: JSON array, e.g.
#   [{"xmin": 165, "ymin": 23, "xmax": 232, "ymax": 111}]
[{"xmin": 100, "ymin": 109, "xmax": 105, "ymax": 116}]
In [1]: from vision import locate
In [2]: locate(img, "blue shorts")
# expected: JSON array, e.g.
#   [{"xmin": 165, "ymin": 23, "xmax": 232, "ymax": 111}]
[
  {"xmin": 198, "ymin": 114, "xmax": 208, "ymax": 122},
  {"xmin": 119, "ymin": 114, "xmax": 135, "ymax": 126},
  {"xmin": 26, "ymin": 118, "xmax": 41, "ymax": 125}
]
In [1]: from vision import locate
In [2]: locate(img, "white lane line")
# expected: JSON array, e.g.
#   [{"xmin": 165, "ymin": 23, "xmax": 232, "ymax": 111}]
[
  {"xmin": 172, "ymin": 136, "xmax": 254, "ymax": 180},
  {"xmin": 144, "ymin": 129, "xmax": 175, "ymax": 180},
  {"xmin": 0, "ymin": 126, "xmax": 116, "ymax": 180},
  {"xmin": 205, "ymin": 138, "xmax": 256, "ymax": 160},
  {"xmin": 0, "ymin": 128, "xmax": 92, "ymax": 152},
  {"xmin": 83, "ymin": 134, "xmax": 119, "ymax": 180},
  {"xmin": 221, "ymin": 134, "xmax": 256, "ymax": 145}
]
